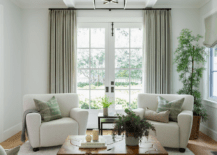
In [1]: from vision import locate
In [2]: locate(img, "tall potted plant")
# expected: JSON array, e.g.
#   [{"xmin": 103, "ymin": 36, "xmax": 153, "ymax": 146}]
[
  {"xmin": 101, "ymin": 96, "xmax": 114, "ymax": 116},
  {"xmin": 112, "ymin": 109, "xmax": 155, "ymax": 146},
  {"xmin": 174, "ymin": 29, "xmax": 208, "ymax": 139}
]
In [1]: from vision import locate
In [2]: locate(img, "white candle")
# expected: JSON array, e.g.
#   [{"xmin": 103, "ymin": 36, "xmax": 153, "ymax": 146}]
[{"xmin": 92, "ymin": 129, "xmax": 99, "ymax": 141}]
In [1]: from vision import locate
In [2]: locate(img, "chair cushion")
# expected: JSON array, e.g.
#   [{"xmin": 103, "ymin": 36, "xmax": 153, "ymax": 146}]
[
  {"xmin": 137, "ymin": 93, "xmax": 194, "ymax": 111},
  {"xmin": 23, "ymin": 94, "xmax": 79, "ymax": 117},
  {"xmin": 34, "ymin": 96, "xmax": 62, "ymax": 122},
  {"xmin": 144, "ymin": 108, "xmax": 170, "ymax": 123},
  {"xmin": 148, "ymin": 120, "xmax": 179, "ymax": 148},
  {"xmin": 157, "ymin": 96, "xmax": 184, "ymax": 122},
  {"xmin": 40, "ymin": 117, "xmax": 78, "ymax": 147}
]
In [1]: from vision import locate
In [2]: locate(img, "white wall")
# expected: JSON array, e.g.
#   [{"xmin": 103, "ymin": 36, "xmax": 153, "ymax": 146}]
[
  {"xmin": 22, "ymin": 9, "xmax": 49, "ymax": 95},
  {"xmin": 0, "ymin": 4, "xmax": 4, "ymax": 143},
  {"xmin": 171, "ymin": 8, "xmax": 200, "ymax": 94},
  {"xmin": 0, "ymin": 0, "xmax": 23, "ymax": 142},
  {"xmin": 199, "ymin": 0, "xmax": 217, "ymax": 141}
]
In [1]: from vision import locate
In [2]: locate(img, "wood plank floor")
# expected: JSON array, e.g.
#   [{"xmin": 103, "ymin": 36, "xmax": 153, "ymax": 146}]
[{"xmin": 0, "ymin": 131, "xmax": 217, "ymax": 155}]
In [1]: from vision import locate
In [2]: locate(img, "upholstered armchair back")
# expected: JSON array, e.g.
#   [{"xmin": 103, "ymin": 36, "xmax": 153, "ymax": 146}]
[
  {"xmin": 23, "ymin": 93, "xmax": 79, "ymax": 117},
  {"xmin": 138, "ymin": 93, "xmax": 194, "ymax": 111}
]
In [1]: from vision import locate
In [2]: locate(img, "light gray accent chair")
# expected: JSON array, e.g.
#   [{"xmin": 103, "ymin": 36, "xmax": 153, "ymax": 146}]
[
  {"xmin": 23, "ymin": 93, "xmax": 89, "ymax": 152},
  {"xmin": 0, "ymin": 145, "xmax": 20, "ymax": 155},
  {"xmin": 133, "ymin": 93, "xmax": 194, "ymax": 153}
]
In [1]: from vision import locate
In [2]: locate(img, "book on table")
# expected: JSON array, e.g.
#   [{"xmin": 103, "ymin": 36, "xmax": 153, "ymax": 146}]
[{"xmin": 79, "ymin": 137, "xmax": 107, "ymax": 149}]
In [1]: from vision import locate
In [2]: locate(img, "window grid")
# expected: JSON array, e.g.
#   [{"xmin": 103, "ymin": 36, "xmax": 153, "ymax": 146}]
[
  {"xmin": 114, "ymin": 28, "xmax": 143, "ymax": 109},
  {"xmin": 77, "ymin": 28, "xmax": 106, "ymax": 109},
  {"xmin": 210, "ymin": 48, "xmax": 217, "ymax": 98}
]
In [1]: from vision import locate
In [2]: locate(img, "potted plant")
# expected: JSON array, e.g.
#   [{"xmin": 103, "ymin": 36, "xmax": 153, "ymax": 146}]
[
  {"xmin": 174, "ymin": 29, "xmax": 208, "ymax": 139},
  {"xmin": 112, "ymin": 109, "xmax": 155, "ymax": 146},
  {"xmin": 101, "ymin": 96, "xmax": 114, "ymax": 116}
]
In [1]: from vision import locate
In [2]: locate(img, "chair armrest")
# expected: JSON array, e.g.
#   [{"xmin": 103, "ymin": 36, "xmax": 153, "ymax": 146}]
[
  {"xmin": 70, "ymin": 108, "xmax": 89, "ymax": 135},
  {"xmin": 132, "ymin": 108, "xmax": 144, "ymax": 119},
  {"xmin": 26, "ymin": 113, "xmax": 41, "ymax": 148},
  {"xmin": 5, "ymin": 146, "xmax": 20, "ymax": 155},
  {"xmin": 178, "ymin": 110, "xmax": 193, "ymax": 149}
]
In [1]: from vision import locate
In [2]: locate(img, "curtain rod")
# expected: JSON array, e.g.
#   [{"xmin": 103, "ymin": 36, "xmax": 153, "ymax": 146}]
[{"xmin": 49, "ymin": 8, "xmax": 171, "ymax": 11}]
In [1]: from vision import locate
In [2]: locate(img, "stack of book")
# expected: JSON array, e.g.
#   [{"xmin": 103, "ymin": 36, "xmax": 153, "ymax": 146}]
[{"xmin": 79, "ymin": 137, "xmax": 107, "ymax": 149}]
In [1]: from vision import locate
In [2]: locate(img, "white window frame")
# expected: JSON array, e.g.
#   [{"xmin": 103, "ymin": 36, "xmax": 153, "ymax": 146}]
[
  {"xmin": 77, "ymin": 22, "xmax": 143, "ymax": 112},
  {"xmin": 209, "ymin": 47, "xmax": 217, "ymax": 99}
]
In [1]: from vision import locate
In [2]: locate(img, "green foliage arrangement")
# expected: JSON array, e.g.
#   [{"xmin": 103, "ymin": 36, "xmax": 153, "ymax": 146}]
[
  {"xmin": 79, "ymin": 98, "xmax": 138, "ymax": 110},
  {"xmin": 112, "ymin": 109, "xmax": 155, "ymax": 141},
  {"xmin": 101, "ymin": 95, "xmax": 114, "ymax": 108},
  {"xmin": 174, "ymin": 29, "xmax": 208, "ymax": 121}
]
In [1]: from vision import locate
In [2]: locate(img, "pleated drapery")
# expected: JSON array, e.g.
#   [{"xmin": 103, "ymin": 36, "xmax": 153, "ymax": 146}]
[
  {"xmin": 143, "ymin": 10, "xmax": 172, "ymax": 94},
  {"xmin": 50, "ymin": 10, "xmax": 77, "ymax": 93},
  {"xmin": 203, "ymin": 12, "xmax": 217, "ymax": 48}
]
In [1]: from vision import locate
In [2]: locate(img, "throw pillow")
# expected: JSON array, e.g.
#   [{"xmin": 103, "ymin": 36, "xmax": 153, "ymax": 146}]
[
  {"xmin": 34, "ymin": 96, "xmax": 62, "ymax": 122},
  {"xmin": 144, "ymin": 108, "xmax": 170, "ymax": 123},
  {"xmin": 157, "ymin": 96, "xmax": 185, "ymax": 122}
]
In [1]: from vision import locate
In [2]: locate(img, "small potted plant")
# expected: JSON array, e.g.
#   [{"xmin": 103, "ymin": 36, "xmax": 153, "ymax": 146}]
[
  {"xmin": 112, "ymin": 109, "xmax": 156, "ymax": 146},
  {"xmin": 101, "ymin": 96, "xmax": 114, "ymax": 116}
]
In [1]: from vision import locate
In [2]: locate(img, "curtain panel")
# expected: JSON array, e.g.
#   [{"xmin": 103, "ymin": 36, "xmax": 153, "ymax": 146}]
[
  {"xmin": 144, "ymin": 10, "xmax": 172, "ymax": 94},
  {"xmin": 203, "ymin": 12, "xmax": 217, "ymax": 48},
  {"xmin": 49, "ymin": 10, "xmax": 77, "ymax": 93}
]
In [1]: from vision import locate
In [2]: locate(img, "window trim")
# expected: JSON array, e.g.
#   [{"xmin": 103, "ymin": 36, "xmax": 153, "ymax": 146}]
[{"xmin": 210, "ymin": 48, "xmax": 217, "ymax": 99}]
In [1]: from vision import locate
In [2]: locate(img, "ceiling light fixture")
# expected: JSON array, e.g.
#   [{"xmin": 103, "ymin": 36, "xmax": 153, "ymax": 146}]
[{"xmin": 103, "ymin": 0, "xmax": 118, "ymax": 4}]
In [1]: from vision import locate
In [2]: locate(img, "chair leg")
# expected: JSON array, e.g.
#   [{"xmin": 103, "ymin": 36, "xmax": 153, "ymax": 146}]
[
  {"xmin": 179, "ymin": 148, "xmax": 186, "ymax": 153},
  {"xmin": 33, "ymin": 148, "xmax": 39, "ymax": 152}
]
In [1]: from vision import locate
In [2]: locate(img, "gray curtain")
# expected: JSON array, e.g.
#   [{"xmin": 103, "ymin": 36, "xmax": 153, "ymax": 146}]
[
  {"xmin": 50, "ymin": 10, "xmax": 77, "ymax": 93},
  {"xmin": 203, "ymin": 12, "xmax": 217, "ymax": 48},
  {"xmin": 144, "ymin": 10, "xmax": 172, "ymax": 94}
]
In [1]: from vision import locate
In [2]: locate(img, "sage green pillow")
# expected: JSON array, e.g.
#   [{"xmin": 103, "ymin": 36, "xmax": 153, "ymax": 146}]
[
  {"xmin": 34, "ymin": 96, "xmax": 62, "ymax": 122},
  {"xmin": 157, "ymin": 96, "xmax": 185, "ymax": 122}
]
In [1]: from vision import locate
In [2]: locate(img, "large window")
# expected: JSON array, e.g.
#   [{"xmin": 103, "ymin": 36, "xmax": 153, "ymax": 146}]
[
  {"xmin": 77, "ymin": 24, "xmax": 107, "ymax": 110},
  {"xmin": 210, "ymin": 47, "xmax": 217, "ymax": 98},
  {"xmin": 77, "ymin": 23, "xmax": 143, "ymax": 110}
]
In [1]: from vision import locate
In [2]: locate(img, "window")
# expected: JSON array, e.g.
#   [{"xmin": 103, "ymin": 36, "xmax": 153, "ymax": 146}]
[
  {"xmin": 210, "ymin": 47, "xmax": 217, "ymax": 98},
  {"xmin": 77, "ymin": 24, "xmax": 107, "ymax": 110},
  {"xmin": 77, "ymin": 23, "xmax": 143, "ymax": 110}
]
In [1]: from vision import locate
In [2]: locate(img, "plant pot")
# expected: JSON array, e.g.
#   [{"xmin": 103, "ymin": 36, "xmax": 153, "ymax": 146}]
[
  {"xmin": 189, "ymin": 116, "xmax": 201, "ymax": 140},
  {"xmin": 103, "ymin": 108, "xmax": 108, "ymax": 116},
  {"xmin": 125, "ymin": 134, "xmax": 139, "ymax": 146}
]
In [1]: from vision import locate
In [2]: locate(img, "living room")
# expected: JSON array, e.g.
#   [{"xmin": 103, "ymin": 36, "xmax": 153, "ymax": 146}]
[{"xmin": 0, "ymin": 0, "xmax": 217, "ymax": 154}]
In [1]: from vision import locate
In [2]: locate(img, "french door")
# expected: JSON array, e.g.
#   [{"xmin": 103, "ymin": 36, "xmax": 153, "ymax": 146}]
[{"xmin": 77, "ymin": 22, "xmax": 143, "ymax": 113}]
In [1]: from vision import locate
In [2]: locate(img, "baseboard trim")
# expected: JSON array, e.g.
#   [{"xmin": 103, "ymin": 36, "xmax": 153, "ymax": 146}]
[
  {"xmin": 3, "ymin": 123, "xmax": 22, "ymax": 141},
  {"xmin": 200, "ymin": 124, "xmax": 217, "ymax": 141}
]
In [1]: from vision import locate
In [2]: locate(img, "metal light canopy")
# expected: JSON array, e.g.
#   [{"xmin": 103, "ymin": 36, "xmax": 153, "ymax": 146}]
[{"xmin": 103, "ymin": 0, "xmax": 118, "ymax": 4}]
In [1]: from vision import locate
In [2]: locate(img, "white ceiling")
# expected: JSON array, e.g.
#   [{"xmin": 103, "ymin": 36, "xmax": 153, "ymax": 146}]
[
  {"xmin": 155, "ymin": 0, "xmax": 210, "ymax": 8},
  {"xmin": 10, "ymin": 0, "xmax": 210, "ymax": 9}
]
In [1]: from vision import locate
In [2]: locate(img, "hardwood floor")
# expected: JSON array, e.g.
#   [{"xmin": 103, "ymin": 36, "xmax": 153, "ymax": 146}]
[{"xmin": 0, "ymin": 131, "xmax": 216, "ymax": 155}]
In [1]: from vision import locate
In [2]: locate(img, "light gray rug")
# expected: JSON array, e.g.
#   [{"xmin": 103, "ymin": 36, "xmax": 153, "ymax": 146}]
[{"xmin": 18, "ymin": 141, "xmax": 194, "ymax": 155}]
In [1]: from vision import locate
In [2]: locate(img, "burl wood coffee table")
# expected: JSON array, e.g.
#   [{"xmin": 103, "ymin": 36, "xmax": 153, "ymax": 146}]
[{"xmin": 57, "ymin": 135, "xmax": 168, "ymax": 155}]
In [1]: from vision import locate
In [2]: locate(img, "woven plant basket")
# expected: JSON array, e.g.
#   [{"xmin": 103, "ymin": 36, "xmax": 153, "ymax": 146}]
[{"xmin": 189, "ymin": 116, "xmax": 201, "ymax": 140}]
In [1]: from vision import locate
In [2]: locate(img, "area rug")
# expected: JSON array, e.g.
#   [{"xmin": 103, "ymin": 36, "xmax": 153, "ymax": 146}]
[{"xmin": 18, "ymin": 141, "xmax": 194, "ymax": 155}]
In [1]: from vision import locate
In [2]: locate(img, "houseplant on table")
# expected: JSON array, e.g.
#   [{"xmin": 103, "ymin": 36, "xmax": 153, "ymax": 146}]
[
  {"xmin": 101, "ymin": 95, "xmax": 114, "ymax": 116},
  {"xmin": 174, "ymin": 29, "xmax": 208, "ymax": 139},
  {"xmin": 112, "ymin": 109, "xmax": 155, "ymax": 146}
]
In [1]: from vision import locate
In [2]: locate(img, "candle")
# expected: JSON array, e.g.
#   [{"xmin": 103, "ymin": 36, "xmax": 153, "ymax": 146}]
[
  {"xmin": 92, "ymin": 129, "xmax": 99, "ymax": 141},
  {"xmin": 86, "ymin": 135, "xmax": 92, "ymax": 142}
]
